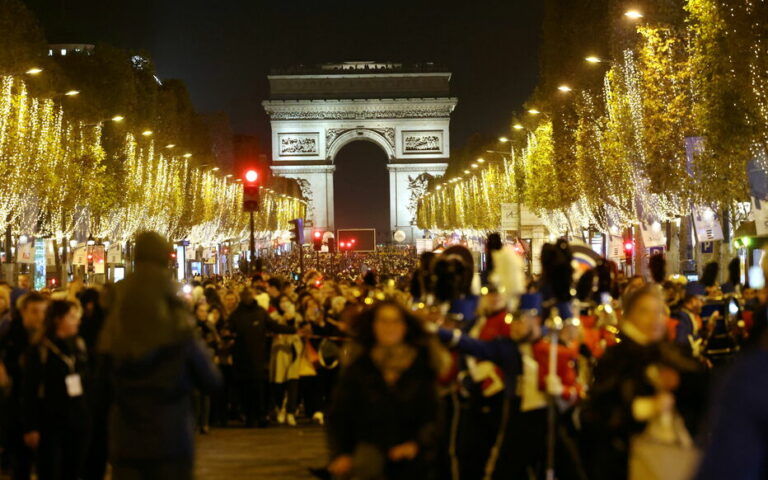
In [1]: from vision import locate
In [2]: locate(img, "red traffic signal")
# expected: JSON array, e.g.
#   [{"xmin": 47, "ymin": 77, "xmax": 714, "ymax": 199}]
[
  {"xmin": 245, "ymin": 169, "xmax": 259, "ymax": 183},
  {"xmin": 624, "ymin": 240, "xmax": 634, "ymax": 262},
  {"xmin": 313, "ymin": 231, "xmax": 323, "ymax": 251},
  {"xmin": 242, "ymin": 168, "xmax": 261, "ymax": 212}
]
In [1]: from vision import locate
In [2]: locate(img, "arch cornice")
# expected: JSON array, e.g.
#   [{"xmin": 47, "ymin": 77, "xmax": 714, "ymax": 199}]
[{"xmin": 326, "ymin": 128, "xmax": 396, "ymax": 161}]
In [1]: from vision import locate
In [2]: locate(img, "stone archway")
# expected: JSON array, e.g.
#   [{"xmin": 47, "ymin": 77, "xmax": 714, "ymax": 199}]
[
  {"xmin": 326, "ymin": 127, "xmax": 396, "ymax": 161},
  {"xmin": 332, "ymin": 140, "xmax": 391, "ymax": 237},
  {"xmin": 263, "ymin": 62, "xmax": 457, "ymax": 243}
]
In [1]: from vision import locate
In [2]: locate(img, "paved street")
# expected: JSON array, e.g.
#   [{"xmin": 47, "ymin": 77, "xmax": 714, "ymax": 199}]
[{"xmin": 195, "ymin": 426, "xmax": 328, "ymax": 480}]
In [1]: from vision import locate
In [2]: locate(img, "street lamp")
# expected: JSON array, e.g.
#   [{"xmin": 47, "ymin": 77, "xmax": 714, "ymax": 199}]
[
  {"xmin": 141, "ymin": 130, "xmax": 153, "ymax": 137},
  {"xmin": 84, "ymin": 115, "xmax": 124, "ymax": 127},
  {"xmin": 513, "ymin": 124, "xmax": 525, "ymax": 130},
  {"xmin": 64, "ymin": 90, "xmax": 80, "ymax": 96},
  {"xmin": 498, "ymin": 137, "xmax": 509, "ymax": 143},
  {"xmin": 165, "ymin": 144, "xmax": 176, "ymax": 149},
  {"xmin": 585, "ymin": 56, "xmax": 615, "ymax": 66},
  {"xmin": 477, "ymin": 157, "xmax": 485, "ymax": 163},
  {"xmin": 25, "ymin": 67, "xmax": 43, "ymax": 75},
  {"xmin": 557, "ymin": 85, "xmax": 573, "ymax": 93},
  {"xmin": 183, "ymin": 153, "xmax": 192, "ymax": 158},
  {"xmin": 624, "ymin": 9, "xmax": 643, "ymax": 19},
  {"xmin": 471, "ymin": 163, "xmax": 479, "ymax": 169},
  {"xmin": 212, "ymin": 167, "xmax": 220, "ymax": 172},
  {"xmin": 463, "ymin": 169, "xmax": 471, "ymax": 175},
  {"xmin": 528, "ymin": 108, "xmax": 541, "ymax": 115}
]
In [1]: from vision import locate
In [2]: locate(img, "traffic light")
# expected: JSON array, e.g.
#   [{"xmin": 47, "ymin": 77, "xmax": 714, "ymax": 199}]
[
  {"xmin": 289, "ymin": 218, "xmax": 304, "ymax": 245},
  {"xmin": 87, "ymin": 252, "xmax": 94, "ymax": 274},
  {"xmin": 624, "ymin": 240, "xmax": 634, "ymax": 263},
  {"xmin": 243, "ymin": 169, "xmax": 260, "ymax": 212},
  {"xmin": 312, "ymin": 231, "xmax": 323, "ymax": 251},
  {"xmin": 327, "ymin": 237, "xmax": 337, "ymax": 253}
]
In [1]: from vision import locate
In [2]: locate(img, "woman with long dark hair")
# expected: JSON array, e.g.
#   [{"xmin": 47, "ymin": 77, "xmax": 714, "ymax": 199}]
[
  {"xmin": 21, "ymin": 299, "xmax": 90, "ymax": 480},
  {"xmin": 327, "ymin": 301, "xmax": 442, "ymax": 480}
]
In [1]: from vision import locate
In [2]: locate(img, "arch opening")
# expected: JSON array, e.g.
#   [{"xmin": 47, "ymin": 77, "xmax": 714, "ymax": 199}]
[{"xmin": 333, "ymin": 141, "xmax": 391, "ymax": 242}]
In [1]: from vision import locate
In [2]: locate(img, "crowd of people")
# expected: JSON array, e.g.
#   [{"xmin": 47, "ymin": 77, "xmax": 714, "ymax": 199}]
[{"xmin": 0, "ymin": 230, "xmax": 766, "ymax": 480}]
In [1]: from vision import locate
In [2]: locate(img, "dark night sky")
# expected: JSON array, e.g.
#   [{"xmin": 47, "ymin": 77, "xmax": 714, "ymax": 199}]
[
  {"xmin": 32, "ymin": 0, "xmax": 544, "ymax": 150},
  {"xmin": 31, "ymin": 0, "xmax": 543, "ymax": 235}
]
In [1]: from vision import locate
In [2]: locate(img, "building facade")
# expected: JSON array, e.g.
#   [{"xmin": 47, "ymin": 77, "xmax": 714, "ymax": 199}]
[{"xmin": 262, "ymin": 62, "xmax": 457, "ymax": 243}]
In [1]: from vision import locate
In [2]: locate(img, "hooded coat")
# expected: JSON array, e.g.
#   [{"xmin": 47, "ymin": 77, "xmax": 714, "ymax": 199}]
[{"xmin": 99, "ymin": 232, "xmax": 222, "ymax": 462}]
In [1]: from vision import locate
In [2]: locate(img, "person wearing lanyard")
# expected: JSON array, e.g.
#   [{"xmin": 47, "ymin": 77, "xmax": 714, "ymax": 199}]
[{"xmin": 21, "ymin": 299, "xmax": 90, "ymax": 480}]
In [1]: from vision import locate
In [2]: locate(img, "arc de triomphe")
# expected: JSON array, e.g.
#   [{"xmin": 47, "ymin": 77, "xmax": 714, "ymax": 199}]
[{"xmin": 262, "ymin": 62, "xmax": 457, "ymax": 243}]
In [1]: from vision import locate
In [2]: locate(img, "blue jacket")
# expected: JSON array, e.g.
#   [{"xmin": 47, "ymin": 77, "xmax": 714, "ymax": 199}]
[
  {"xmin": 437, "ymin": 327, "xmax": 521, "ymax": 398},
  {"xmin": 108, "ymin": 337, "xmax": 222, "ymax": 461},
  {"xmin": 696, "ymin": 350, "xmax": 768, "ymax": 480}
]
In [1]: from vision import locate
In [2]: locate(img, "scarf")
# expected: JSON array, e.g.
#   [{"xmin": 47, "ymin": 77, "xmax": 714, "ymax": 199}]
[{"xmin": 370, "ymin": 343, "xmax": 417, "ymax": 386}]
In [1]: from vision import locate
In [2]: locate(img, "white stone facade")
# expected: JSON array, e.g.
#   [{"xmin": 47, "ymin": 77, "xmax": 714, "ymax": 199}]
[{"xmin": 263, "ymin": 68, "xmax": 457, "ymax": 243}]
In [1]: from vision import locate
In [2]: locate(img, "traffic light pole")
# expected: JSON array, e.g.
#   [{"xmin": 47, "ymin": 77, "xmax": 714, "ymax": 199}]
[
  {"xmin": 249, "ymin": 210, "xmax": 256, "ymax": 275},
  {"xmin": 298, "ymin": 243, "xmax": 304, "ymax": 278}
]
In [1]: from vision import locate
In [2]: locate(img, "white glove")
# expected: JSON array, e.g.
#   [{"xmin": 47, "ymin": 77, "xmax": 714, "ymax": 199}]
[{"xmin": 546, "ymin": 375, "xmax": 564, "ymax": 396}]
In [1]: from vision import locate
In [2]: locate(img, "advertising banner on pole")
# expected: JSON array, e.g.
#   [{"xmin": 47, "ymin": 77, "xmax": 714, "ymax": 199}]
[
  {"xmin": 748, "ymin": 157, "xmax": 768, "ymax": 236},
  {"xmin": 691, "ymin": 207, "xmax": 724, "ymax": 242},
  {"xmin": 608, "ymin": 235, "xmax": 625, "ymax": 260},
  {"xmin": 639, "ymin": 221, "xmax": 666, "ymax": 248},
  {"xmin": 753, "ymin": 197, "xmax": 768, "ymax": 236},
  {"xmin": 72, "ymin": 247, "xmax": 87, "ymax": 266},
  {"xmin": 107, "ymin": 246, "xmax": 123, "ymax": 265},
  {"xmin": 17, "ymin": 242, "xmax": 34, "ymax": 264},
  {"xmin": 501, "ymin": 203, "xmax": 519, "ymax": 231},
  {"xmin": 92, "ymin": 246, "xmax": 106, "ymax": 274}
]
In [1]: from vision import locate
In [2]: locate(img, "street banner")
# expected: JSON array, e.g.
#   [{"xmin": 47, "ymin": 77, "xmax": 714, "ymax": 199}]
[
  {"xmin": 608, "ymin": 235, "xmax": 625, "ymax": 260},
  {"xmin": 92, "ymin": 246, "xmax": 106, "ymax": 274},
  {"xmin": 17, "ymin": 242, "xmax": 34, "ymax": 264},
  {"xmin": 46, "ymin": 240, "xmax": 56, "ymax": 266},
  {"xmin": 691, "ymin": 207, "xmax": 724, "ymax": 242},
  {"xmin": 752, "ymin": 197, "xmax": 768, "ymax": 236},
  {"xmin": 107, "ymin": 246, "xmax": 123, "ymax": 264},
  {"xmin": 747, "ymin": 157, "xmax": 768, "ymax": 236},
  {"xmin": 639, "ymin": 221, "xmax": 666, "ymax": 248},
  {"xmin": 501, "ymin": 203, "xmax": 519, "ymax": 231},
  {"xmin": 72, "ymin": 247, "xmax": 87, "ymax": 266}
]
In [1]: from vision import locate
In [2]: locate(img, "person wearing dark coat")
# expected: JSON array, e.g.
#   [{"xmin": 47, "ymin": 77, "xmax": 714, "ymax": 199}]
[
  {"xmin": 695, "ymin": 325, "xmax": 768, "ymax": 480},
  {"xmin": 228, "ymin": 287, "xmax": 298, "ymax": 427},
  {"xmin": 21, "ymin": 300, "xmax": 90, "ymax": 480},
  {"xmin": 77, "ymin": 288, "xmax": 110, "ymax": 480},
  {"xmin": 327, "ymin": 301, "xmax": 441, "ymax": 480},
  {"xmin": 580, "ymin": 285, "xmax": 704, "ymax": 480},
  {"xmin": 98, "ymin": 231, "xmax": 222, "ymax": 480},
  {"xmin": 0, "ymin": 291, "xmax": 47, "ymax": 480}
]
